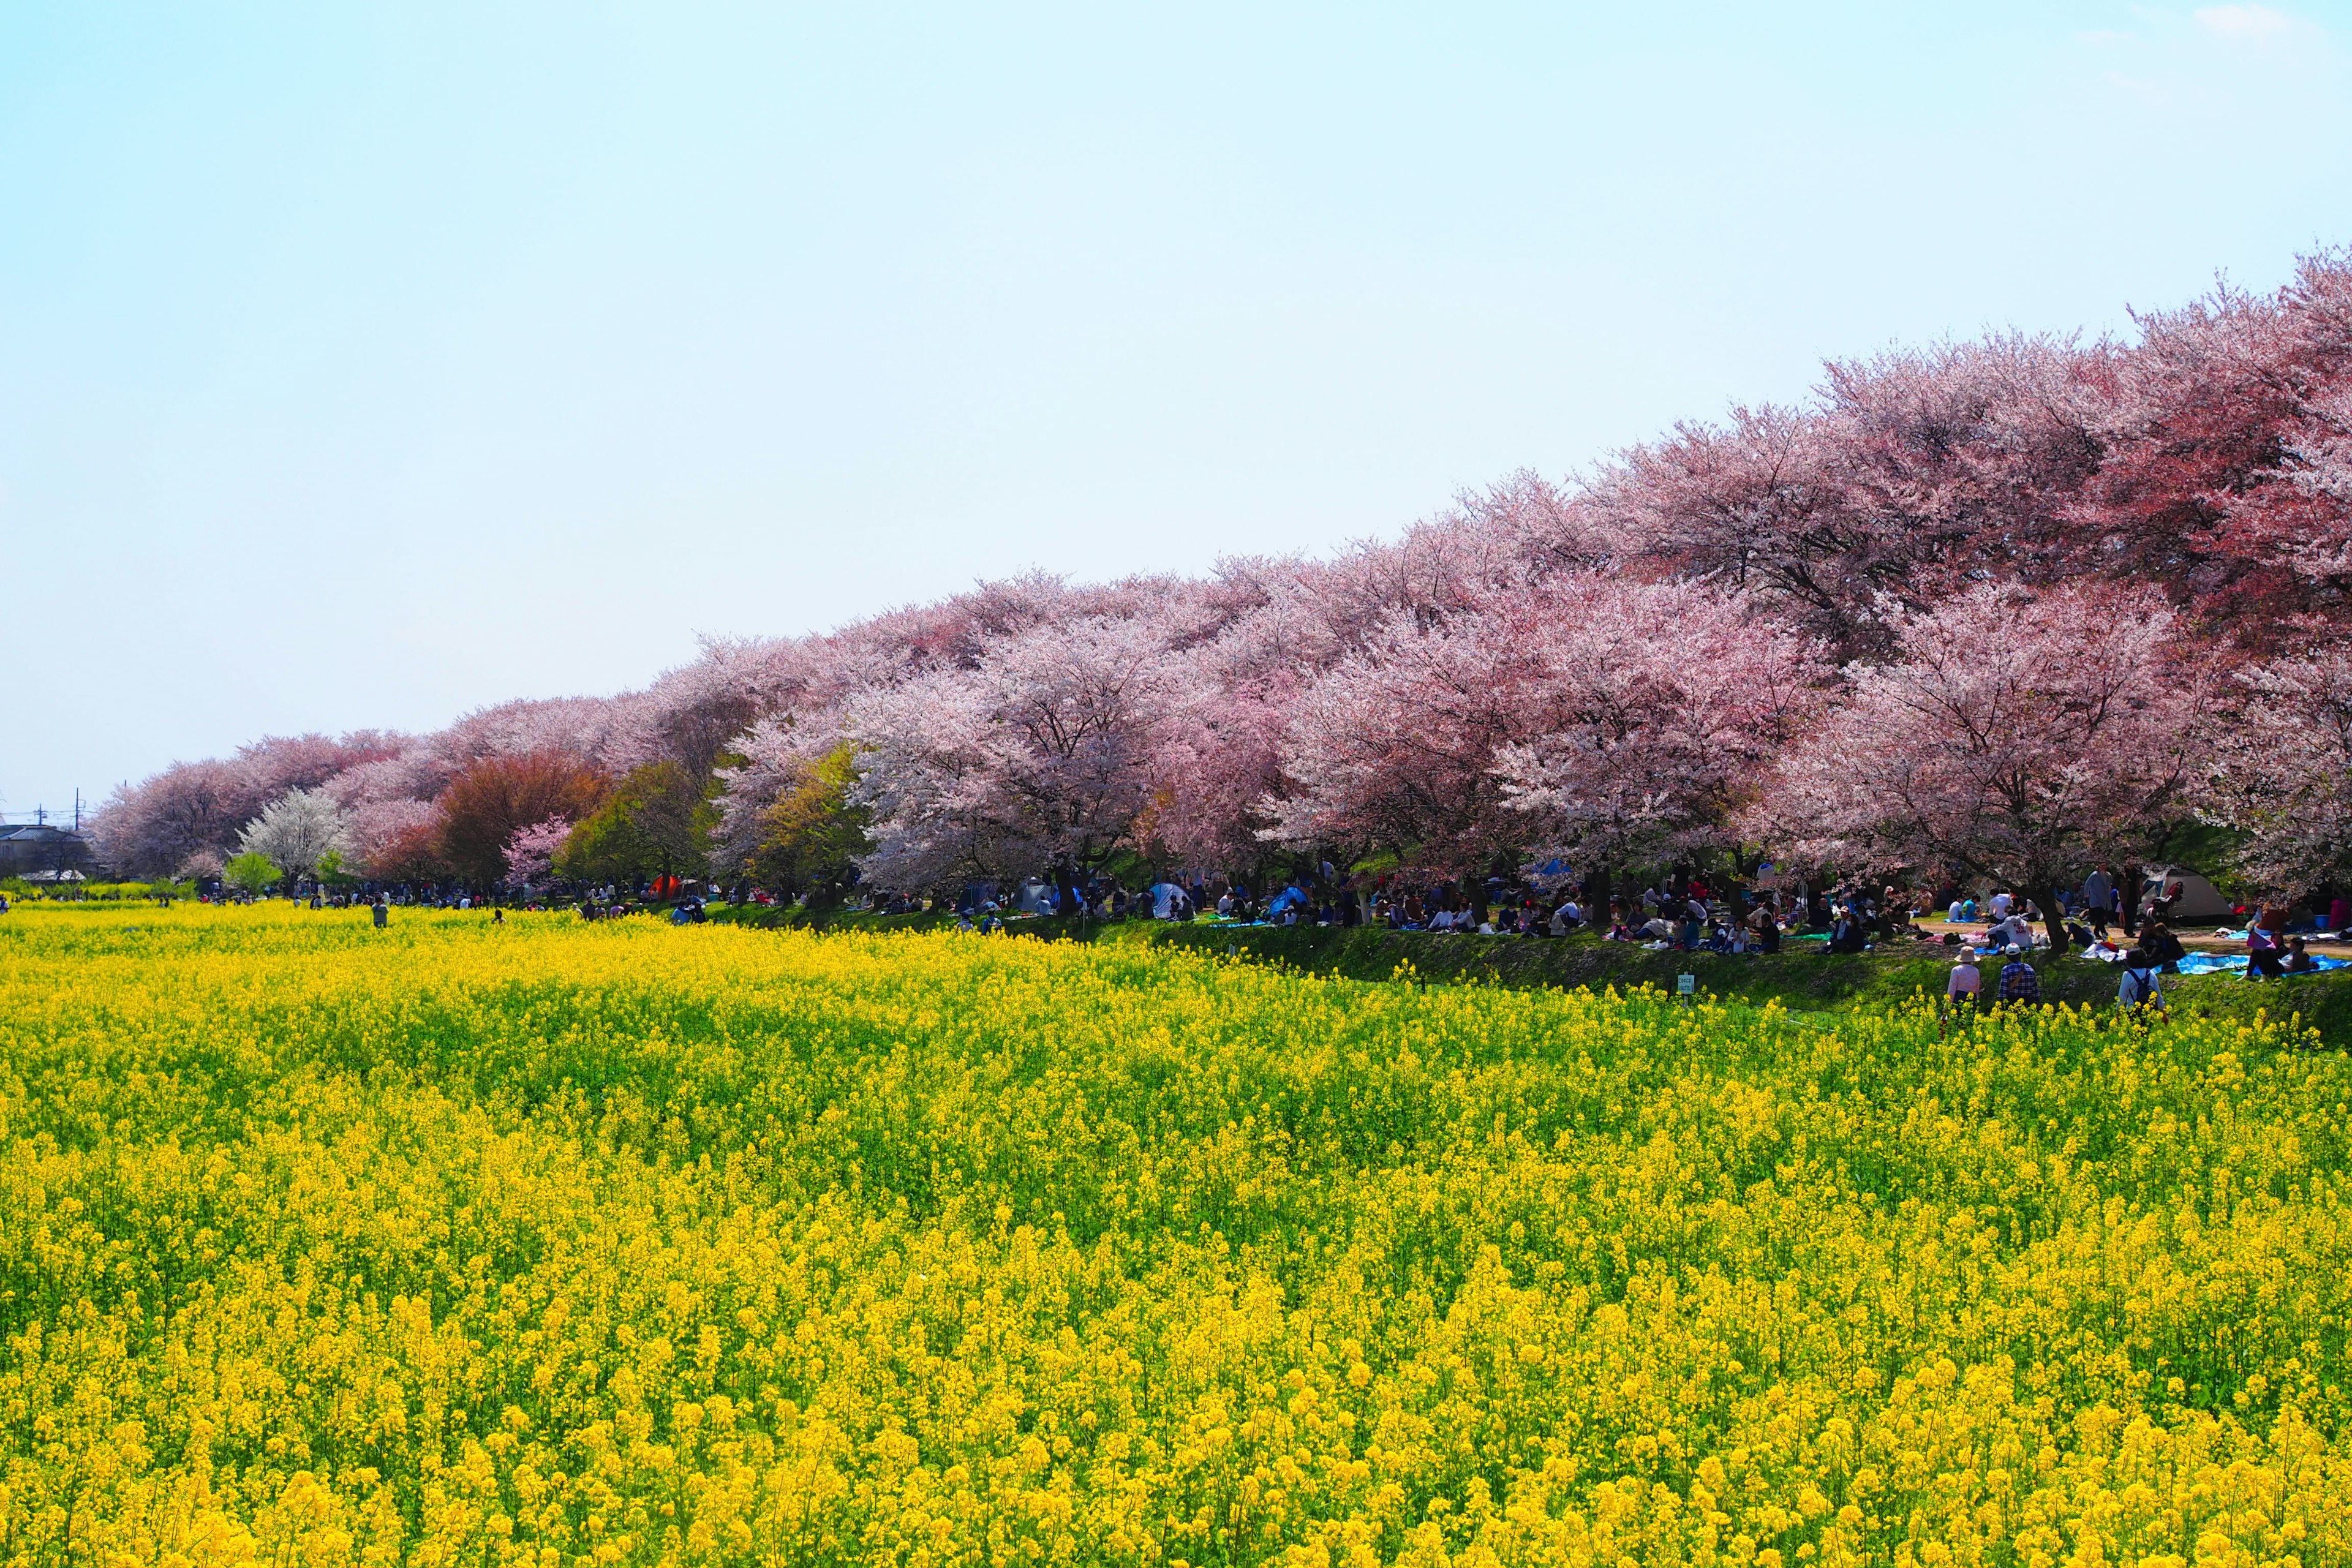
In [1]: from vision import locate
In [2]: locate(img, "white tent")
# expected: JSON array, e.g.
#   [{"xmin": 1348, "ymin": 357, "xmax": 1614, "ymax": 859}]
[{"xmin": 2138, "ymin": 865, "xmax": 2233, "ymax": 924}]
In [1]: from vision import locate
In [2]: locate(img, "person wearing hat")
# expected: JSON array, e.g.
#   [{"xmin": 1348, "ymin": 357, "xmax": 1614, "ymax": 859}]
[
  {"xmin": 1996, "ymin": 946, "xmax": 2041, "ymax": 1007},
  {"xmin": 1945, "ymin": 953, "xmax": 1981, "ymax": 1028}
]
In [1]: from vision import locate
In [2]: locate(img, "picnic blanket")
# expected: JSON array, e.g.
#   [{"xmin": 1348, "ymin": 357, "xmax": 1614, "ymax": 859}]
[{"xmin": 2175, "ymin": 951, "xmax": 2349, "ymax": 976}]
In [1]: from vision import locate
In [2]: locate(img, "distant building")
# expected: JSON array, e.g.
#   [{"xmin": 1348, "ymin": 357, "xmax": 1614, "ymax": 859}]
[{"xmin": 0, "ymin": 823, "xmax": 98, "ymax": 880}]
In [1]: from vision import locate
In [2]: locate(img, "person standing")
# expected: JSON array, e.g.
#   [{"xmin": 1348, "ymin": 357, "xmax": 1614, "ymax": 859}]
[
  {"xmin": 2083, "ymin": 866, "xmax": 2114, "ymax": 938},
  {"xmin": 371, "ymin": 897, "xmax": 388, "ymax": 930}
]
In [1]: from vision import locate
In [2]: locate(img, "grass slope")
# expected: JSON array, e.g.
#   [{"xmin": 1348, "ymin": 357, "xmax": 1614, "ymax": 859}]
[{"xmin": 719, "ymin": 905, "xmax": 2352, "ymax": 1042}]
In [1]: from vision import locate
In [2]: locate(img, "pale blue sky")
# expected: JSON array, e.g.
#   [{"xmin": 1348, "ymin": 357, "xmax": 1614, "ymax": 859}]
[{"xmin": 6, "ymin": 2, "xmax": 2350, "ymax": 819}]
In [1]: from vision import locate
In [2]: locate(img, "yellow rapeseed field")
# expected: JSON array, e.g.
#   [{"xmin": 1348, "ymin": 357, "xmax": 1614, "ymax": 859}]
[{"xmin": 3, "ymin": 905, "xmax": 2350, "ymax": 1568}]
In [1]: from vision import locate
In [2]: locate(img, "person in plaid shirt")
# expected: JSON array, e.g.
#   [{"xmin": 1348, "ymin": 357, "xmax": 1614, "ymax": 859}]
[{"xmin": 1997, "ymin": 948, "xmax": 2041, "ymax": 1006}]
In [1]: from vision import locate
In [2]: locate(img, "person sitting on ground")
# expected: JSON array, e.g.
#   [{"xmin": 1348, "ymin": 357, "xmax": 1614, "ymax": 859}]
[
  {"xmin": 1826, "ymin": 910, "xmax": 1868, "ymax": 954},
  {"xmin": 2117, "ymin": 949, "xmax": 2166, "ymax": 1015},
  {"xmin": 2247, "ymin": 918, "xmax": 2286, "ymax": 980},
  {"xmin": 2283, "ymin": 935, "xmax": 2320, "ymax": 974},
  {"xmin": 1996, "ymin": 948, "xmax": 2041, "ymax": 1006},
  {"xmin": 1747, "ymin": 902, "xmax": 1782, "ymax": 953},
  {"xmin": 1947, "ymin": 954, "xmax": 1981, "ymax": 1014},
  {"xmin": 2138, "ymin": 920, "xmax": 2186, "ymax": 973},
  {"xmin": 1549, "ymin": 896, "xmax": 1582, "ymax": 935},
  {"xmin": 1990, "ymin": 911, "xmax": 2034, "ymax": 951}
]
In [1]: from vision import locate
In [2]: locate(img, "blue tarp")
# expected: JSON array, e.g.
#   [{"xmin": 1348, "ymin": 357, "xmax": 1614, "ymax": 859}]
[{"xmin": 2175, "ymin": 951, "xmax": 2350, "ymax": 976}]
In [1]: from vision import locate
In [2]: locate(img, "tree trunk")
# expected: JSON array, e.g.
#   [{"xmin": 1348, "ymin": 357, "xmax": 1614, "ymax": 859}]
[
  {"xmin": 2033, "ymin": 883, "xmax": 2071, "ymax": 957},
  {"xmin": 2119, "ymin": 865, "xmax": 2143, "ymax": 937},
  {"xmin": 1053, "ymin": 862, "xmax": 1082, "ymax": 918},
  {"xmin": 1586, "ymin": 867, "xmax": 1613, "ymax": 931}
]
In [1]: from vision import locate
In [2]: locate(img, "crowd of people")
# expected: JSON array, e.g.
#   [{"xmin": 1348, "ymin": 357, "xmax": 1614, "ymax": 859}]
[
  {"xmin": 929, "ymin": 867, "xmax": 1934, "ymax": 955},
  {"xmin": 45, "ymin": 850, "xmax": 2346, "ymax": 1026}
]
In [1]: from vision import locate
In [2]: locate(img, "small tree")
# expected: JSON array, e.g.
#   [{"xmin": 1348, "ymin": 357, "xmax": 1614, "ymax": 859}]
[
  {"xmin": 744, "ymin": 744, "xmax": 870, "ymax": 907},
  {"xmin": 223, "ymin": 851, "xmax": 281, "ymax": 897},
  {"xmin": 556, "ymin": 762, "xmax": 713, "ymax": 888}
]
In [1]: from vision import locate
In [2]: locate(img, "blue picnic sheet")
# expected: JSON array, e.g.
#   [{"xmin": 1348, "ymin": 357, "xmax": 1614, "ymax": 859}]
[{"xmin": 2175, "ymin": 951, "xmax": 2350, "ymax": 976}]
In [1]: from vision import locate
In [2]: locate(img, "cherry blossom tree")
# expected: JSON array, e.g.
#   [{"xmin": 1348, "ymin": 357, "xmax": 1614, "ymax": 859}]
[
  {"xmin": 1494, "ymin": 578, "xmax": 1823, "ymax": 917},
  {"xmin": 88, "ymin": 249, "xmax": 2350, "ymax": 905},
  {"xmin": 1751, "ymin": 582, "xmax": 2203, "ymax": 953},
  {"xmin": 342, "ymin": 798, "xmax": 443, "ymax": 881},
  {"xmin": 1265, "ymin": 574, "xmax": 1816, "ymax": 914},
  {"xmin": 1259, "ymin": 601, "xmax": 1538, "ymax": 890},
  {"xmin": 94, "ymin": 733, "xmax": 399, "ymax": 876},
  {"xmin": 92, "ymin": 759, "xmax": 251, "ymax": 879},
  {"xmin": 850, "ymin": 616, "xmax": 1180, "ymax": 900},
  {"xmin": 2199, "ymin": 639, "xmax": 2352, "ymax": 896},
  {"xmin": 2082, "ymin": 250, "xmax": 2352, "ymax": 634},
  {"xmin": 1592, "ymin": 334, "xmax": 2115, "ymax": 658},
  {"xmin": 502, "ymin": 817, "xmax": 575, "ymax": 889},
  {"xmin": 235, "ymin": 787, "xmax": 354, "ymax": 881}
]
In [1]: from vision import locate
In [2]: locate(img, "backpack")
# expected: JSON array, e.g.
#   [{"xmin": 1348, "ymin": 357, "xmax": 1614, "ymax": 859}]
[{"xmin": 2122, "ymin": 967, "xmax": 2157, "ymax": 1006}]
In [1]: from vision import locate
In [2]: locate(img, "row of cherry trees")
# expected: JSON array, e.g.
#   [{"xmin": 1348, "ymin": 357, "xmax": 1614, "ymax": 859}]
[{"xmin": 94, "ymin": 252, "xmax": 2352, "ymax": 922}]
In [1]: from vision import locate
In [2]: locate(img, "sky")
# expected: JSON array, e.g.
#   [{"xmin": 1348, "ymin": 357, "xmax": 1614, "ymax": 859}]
[{"xmin": 4, "ymin": 1, "xmax": 2351, "ymax": 820}]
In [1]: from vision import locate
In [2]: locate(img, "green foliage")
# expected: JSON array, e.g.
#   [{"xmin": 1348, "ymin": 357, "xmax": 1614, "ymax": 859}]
[
  {"xmin": 554, "ymin": 760, "xmax": 715, "ymax": 886},
  {"xmin": 742, "ymin": 744, "xmax": 870, "ymax": 907},
  {"xmin": 221, "ymin": 851, "xmax": 280, "ymax": 895},
  {"xmin": 314, "ymin": 848, "xmax": 361, "ymax": 888}
]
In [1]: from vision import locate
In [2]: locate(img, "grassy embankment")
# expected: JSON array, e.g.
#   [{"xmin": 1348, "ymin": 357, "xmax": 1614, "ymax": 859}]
[{"xmin": 715, "ymin": 902, "xmax": 2352, "ymax": 1041}]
